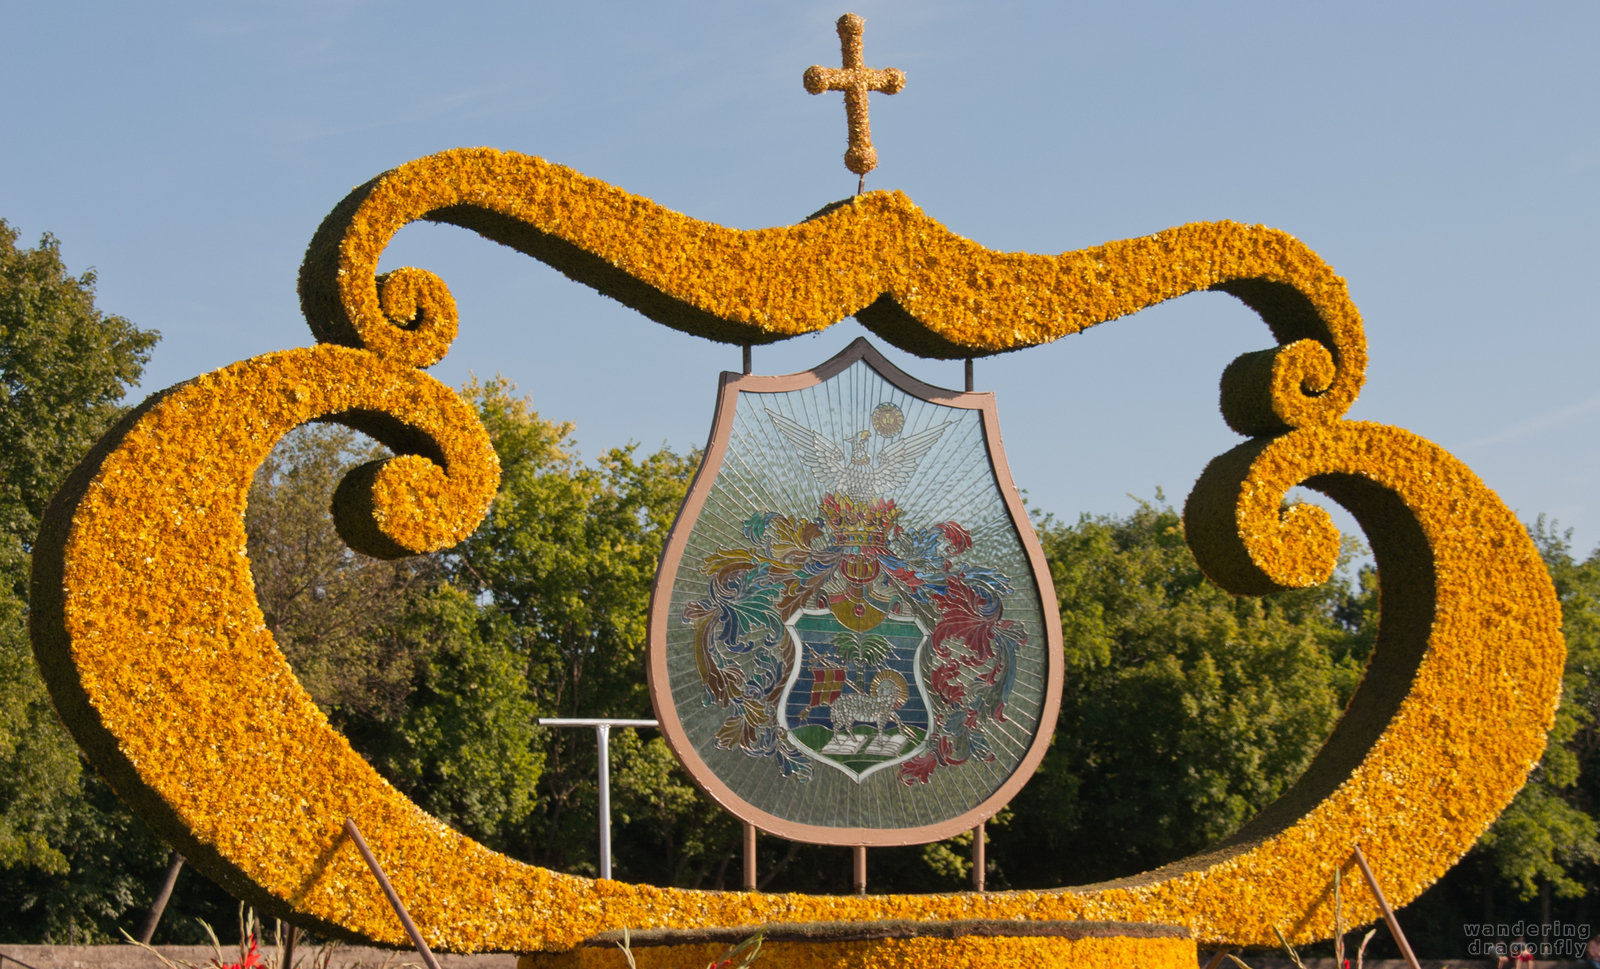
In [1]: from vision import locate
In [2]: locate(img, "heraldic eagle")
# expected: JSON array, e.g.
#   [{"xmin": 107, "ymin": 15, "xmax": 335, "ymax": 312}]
[{"xmin": 766, "ymin": 408, "xmax": 950, "ymax": 501}]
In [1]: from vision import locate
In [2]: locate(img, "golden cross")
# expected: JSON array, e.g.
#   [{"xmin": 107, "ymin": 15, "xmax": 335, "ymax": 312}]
[{"xmin": 804, "ymin": 13, "xmax": 906, "ymax": 185}]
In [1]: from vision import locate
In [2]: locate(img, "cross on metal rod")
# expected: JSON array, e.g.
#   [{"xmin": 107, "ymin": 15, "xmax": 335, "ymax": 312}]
[
  {"xmin": 804, "ymin": 12, "xmax": 905, "ymax": 186},
  {"xmin": 538, "ymin": 718, "xmax": 659, "ymax": 880}
]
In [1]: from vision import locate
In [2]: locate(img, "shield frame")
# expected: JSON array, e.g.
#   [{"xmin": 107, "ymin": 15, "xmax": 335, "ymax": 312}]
[{"xmin": 647, "ymin": 338, "xmax": 1063, "ymax": 847}]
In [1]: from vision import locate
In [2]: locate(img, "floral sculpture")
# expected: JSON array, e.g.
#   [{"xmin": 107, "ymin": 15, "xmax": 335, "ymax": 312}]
[{"xmin": 31, "ymin": 147, "xmax": 1562, "ymax": 958}]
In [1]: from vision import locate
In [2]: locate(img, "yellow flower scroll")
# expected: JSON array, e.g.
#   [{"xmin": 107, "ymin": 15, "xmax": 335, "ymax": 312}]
[{"xmin": 32, "ymin": 147, "xmax": 1561, "ymax": 953}]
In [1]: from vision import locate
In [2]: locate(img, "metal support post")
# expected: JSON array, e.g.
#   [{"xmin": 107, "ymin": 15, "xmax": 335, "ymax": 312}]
[
  {"xmin": 279, "ymin": 923, "xmax": 298, "ymax": 969},
  {"xmin": 597, "ymin": 723, "xmax": 612, "ymax": 879},
  {"xmin": 971, "ymin": 822, "xmax": 985, "ymax": 892},
  {"xmin": 137, "ymin": 851, "xmax": 185, "ymax": 943},
  {"xmin": 742, "ymin": 822, "xmax": 758, "ymax": 891},
  {"xmin": 538, "ymin": 718, "xmax": 659, "ymax": 880},
  {"xmin": 344, "ymin": 819, "xmax": 442, "ymax": 969},
  {"xmin": 852, "ymin": 845, "xmax": 867, "ymax": 895},
  {"xmin": 1352, "ymin": 845, "xmax": 1422, "ymax": 969}
]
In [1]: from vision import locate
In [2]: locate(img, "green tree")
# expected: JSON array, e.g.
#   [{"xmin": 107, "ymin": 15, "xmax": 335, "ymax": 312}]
[
  {"xmin": 453, "ymin": 379, "xmax": 693, "ymax": 719},
  {"xmin": 246, "ymin": 423, "xmax": 437, "ymax": 723},
  {"xmin": 348, "ymin": 584, "xmax": 543, "ymax": 850},
  {"xmin": 0, "ymin": 769, "xmax": 171, "ymax": 944},
  {"xmin": 993, "ymin": 498, "xmax": 1369, "ymax": 888},
  {"xmin": 244, "ymin": 421, "xmax": 544, "ymax": 848},
  {"xmin": 0, "ymin": 219, "xmax": 162, "ymax": 939},
  {"xmin": 447, "ymin": 378, "xmax": 701, "ymax": 873},
  {"xmin": 608, "ymin": 730, "xmax": 742, "ymax": 888},
  {"xmin": 0, "ymin": 222, "xmax": 158, "ymax": 553}
]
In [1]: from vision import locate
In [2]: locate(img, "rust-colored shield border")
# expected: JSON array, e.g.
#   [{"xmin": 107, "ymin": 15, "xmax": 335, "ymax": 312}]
[{"xmin": 648, "ymin": 338, "xmax": 1063, "ymax": 846}]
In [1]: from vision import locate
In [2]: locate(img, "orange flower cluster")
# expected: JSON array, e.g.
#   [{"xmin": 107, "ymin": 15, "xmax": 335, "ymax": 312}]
[{"xmin": 28, "ymin": 145, "xmax": 1563, "ymax": 959}]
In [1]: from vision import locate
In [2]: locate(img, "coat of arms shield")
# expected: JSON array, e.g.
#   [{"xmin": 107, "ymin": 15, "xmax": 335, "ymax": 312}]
[{"xmin": 648, "ymin": 340, "xmax": 1062, "ymax": 845}]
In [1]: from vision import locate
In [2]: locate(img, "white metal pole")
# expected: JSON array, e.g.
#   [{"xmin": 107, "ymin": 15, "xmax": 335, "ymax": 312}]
[
  {"xmin": 596, "ymin": 723, "xmax": 611, "ymax": 880},
  {"xmin": 536, "ymin": 718, "xmax": 659, "ymax": 881}
]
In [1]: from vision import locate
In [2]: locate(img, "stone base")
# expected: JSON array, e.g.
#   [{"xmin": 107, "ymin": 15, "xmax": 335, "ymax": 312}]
[{"xmin": 518, "ymin": 919, "xmax": 1196, "ymax": 969}]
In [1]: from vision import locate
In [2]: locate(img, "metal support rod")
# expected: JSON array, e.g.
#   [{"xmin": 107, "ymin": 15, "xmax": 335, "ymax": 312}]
[
  {"xmin": 964, "ymin": 358, "xmax": 973, "ymax": 392},
  {"xmin": 280, "ymin": 923, "xmax": 298, "ymax": 969},
  {"xmin": 343, "ymin": 819, "xmax": 442, "ymax": 969},
  {"xmin": 852, "ymin": 845, "xmax": 867, "ymax": 895},
  {"xmin": 137, "ymin": 851, "xmax": 185, "ymax": 943},
  {"xmin": 538, "ymin": 718, "xmax": 659, "ymax": 881},
  {"xmin": 596, "ymin": 723, "xmax": 612, "ymax": 879},
  {"xmin": 742, "ymin": 822, "xmax": 758, "ymax": 891},
  {"xmin": 970, "ymin": 823, "xmax": 985, "ymax": 892},
  {"xmin": 742, "ymin": 345, "xmax": 752, "ymax": 375},
  {"xmin": 1352, "ymin": 845, "xmax": 1421, "ymax": 969}
]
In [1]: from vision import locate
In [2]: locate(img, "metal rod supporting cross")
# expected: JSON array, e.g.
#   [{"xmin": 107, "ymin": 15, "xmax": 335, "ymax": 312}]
[{"xmin": 538, "ymin": 718, "xmax": 659, "ymax": 880}]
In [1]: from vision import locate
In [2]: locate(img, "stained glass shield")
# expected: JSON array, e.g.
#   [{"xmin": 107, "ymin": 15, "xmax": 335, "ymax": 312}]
[{"xmin": 648, "ymin": 339, "xmax": 1062, "ymax": 845}]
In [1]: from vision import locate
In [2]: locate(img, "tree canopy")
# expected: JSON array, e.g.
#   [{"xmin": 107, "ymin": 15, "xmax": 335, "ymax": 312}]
[
  {"xmin": 0, "ymin": 220, "xmax": 163, "ymax": 939},
  {"xmin": 992, "ymin": 499, "xmax": 1373, "ymax": 887}
]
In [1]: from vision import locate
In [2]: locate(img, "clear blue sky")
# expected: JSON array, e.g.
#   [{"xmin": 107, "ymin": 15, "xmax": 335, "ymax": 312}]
[{"xmin": 4, "ymin": 2, "xmax": 1597, "ymax": 555}]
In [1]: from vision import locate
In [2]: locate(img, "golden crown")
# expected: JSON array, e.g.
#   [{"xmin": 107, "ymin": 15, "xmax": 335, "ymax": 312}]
[{"xmin": 823, "ymin": 492, "xmax": 902, "ymax": 548}]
